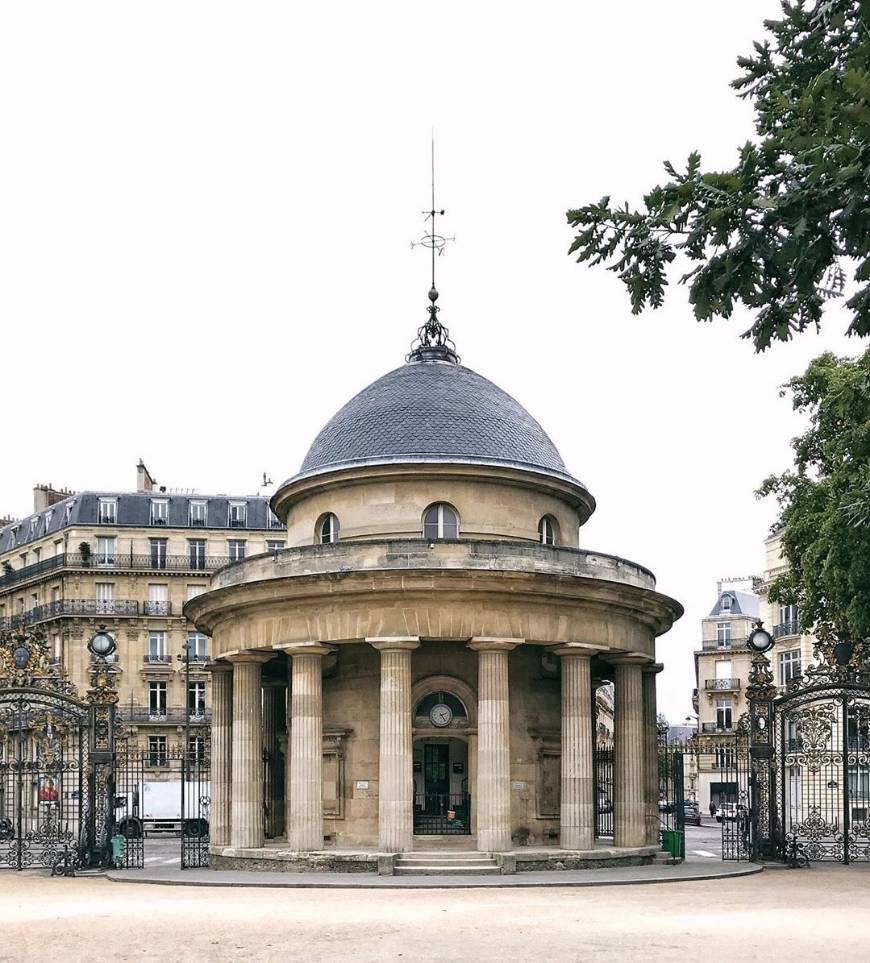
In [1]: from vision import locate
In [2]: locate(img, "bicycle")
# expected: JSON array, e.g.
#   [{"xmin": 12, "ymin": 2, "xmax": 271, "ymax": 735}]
[
  {"xmin": 785, "ymin": 837, "xmax": 810, "ymax": 869},
  {"xmin": 50, "ymin": 842, "xmax": 82, "ymax": 878}
]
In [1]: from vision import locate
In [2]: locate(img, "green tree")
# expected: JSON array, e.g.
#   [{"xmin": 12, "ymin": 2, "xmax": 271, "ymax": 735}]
[
  {"xmin": 567, "ymin": 1, "xmax": 870, "ymax": 351},
  {"xmin": 758, "ymin": 347, "xmax": 870, "ymax": 662}
]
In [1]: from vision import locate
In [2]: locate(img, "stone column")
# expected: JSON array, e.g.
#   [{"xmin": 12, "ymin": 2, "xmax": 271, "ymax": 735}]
[
  {"xmin": 281, "ymin": 642, "xmax": 335, "ymax": 851},
  {"xmin": 552, "ymin": 644, "xmax": 596, "ymax": 851},
  {"xmin": 642, "ymin": 664, "xmax": 664, "ymax": 846},
  {"xmin": 206, "ymin": 661, "xmax": 233, "ymax": 848},
  {"xmin": 613, "ymin": 659, "xmax": 647, "ymax": 848},
  {"xmin": 468, "ymin": 638, "xmax": 520, "ymax": 852},
  {"xmin": 367, "ymin": 637, "xmax": 420, "ymax": 852},
  {"xmin": 262, "ymin": 678, "xmax": 287, "ymax": 839},
  {"xmin": 228, "ymin": 652, "xmax": 271, "ymax": 849}
]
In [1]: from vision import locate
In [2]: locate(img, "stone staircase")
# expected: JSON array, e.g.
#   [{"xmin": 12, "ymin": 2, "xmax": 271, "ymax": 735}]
[{"xmin": 393, "ymin": 851, "xmax": 501, "ymax": 876}]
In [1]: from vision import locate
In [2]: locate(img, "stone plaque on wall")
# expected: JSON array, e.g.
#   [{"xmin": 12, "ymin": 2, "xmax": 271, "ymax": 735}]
[{"xmin": 538, "ymin": 750, "xmax": 560, "ymax": 817}]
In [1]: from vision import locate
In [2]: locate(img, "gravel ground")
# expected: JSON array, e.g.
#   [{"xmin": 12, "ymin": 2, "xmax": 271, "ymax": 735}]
[{"xmin": 1, "ymin": 865, "xmax": 868, "ymax": 962}]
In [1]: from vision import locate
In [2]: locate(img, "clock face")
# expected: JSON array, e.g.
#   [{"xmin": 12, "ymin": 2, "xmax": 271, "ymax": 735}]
[{"xmin": 430, "ymin": 703, "xmax": 453, "ymax": 728}]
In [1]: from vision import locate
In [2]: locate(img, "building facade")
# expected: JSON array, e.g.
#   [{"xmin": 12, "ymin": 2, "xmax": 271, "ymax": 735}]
[
  {"xmin": 693, "ymin": 540, "xmax": 820, "ymax": 813},
  {"xmin": 187, "ymin": 315, "xmax": 683, "ymax": 871},
  {"xmin": 0, "ymin": 462, "xmax": 285, "ymax": 765}
]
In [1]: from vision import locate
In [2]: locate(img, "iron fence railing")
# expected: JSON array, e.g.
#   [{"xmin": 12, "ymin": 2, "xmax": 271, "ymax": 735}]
[
  {"xmin": 69, "ymin": 552, "xmax": 229, "ymax": 573},
  {"xmin": 0, "ymin": 552, "xmax": 66, "ymax": 589},
  {"xmin": 143, "ymin": 601, "xmax": 172, "ymax": 616}
]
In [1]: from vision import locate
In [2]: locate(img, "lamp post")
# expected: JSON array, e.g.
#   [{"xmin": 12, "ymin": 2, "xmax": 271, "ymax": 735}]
[
  {"xmin": 178, "ymin": 640, "xmax": 192, "ymax": 848},
  {"xmin": 86, "ymin": 625, "xmax": 118, "ymax": 868}
]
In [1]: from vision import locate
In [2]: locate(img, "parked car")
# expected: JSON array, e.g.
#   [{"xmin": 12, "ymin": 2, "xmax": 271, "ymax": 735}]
[
  {"xmin": 657, "ymin": 796, "xmax": 674, "ymax": 815},
  {"xmin": 682, "ymin": 801, "xmax": 702, "ymax": 826},
  {"xmin": 716, "ymin": 802, "xmax": 738, "ymax": 822}
]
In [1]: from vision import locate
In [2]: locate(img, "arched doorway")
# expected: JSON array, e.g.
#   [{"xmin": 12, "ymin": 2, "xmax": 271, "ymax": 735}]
[{"xmin": 412, "ymin": 690, "xmax": 472, "ymax": 835}]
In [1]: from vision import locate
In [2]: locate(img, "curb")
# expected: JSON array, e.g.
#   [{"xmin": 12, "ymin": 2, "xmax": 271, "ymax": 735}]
[{"xmin": 104, "ymin": 862, "xmax": 763, "ymax": 890}]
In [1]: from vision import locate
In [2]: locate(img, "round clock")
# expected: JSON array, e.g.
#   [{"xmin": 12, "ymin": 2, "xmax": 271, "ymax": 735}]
[
  {"xmin": 430, "ymin": 703, "xmax": 453, "ymax": 728},
  {"xmin": 747, "ymin": 626, "xmax": 774, "ymax": 654}
]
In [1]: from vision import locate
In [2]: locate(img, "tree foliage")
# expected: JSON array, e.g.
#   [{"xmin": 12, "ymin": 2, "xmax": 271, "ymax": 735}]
[
  {"xmin": 567, "ymin": 1, "xmax": 870, "ymax": 351},
  {"xmin": 757, "ymin": 347, "xmax": 870, "ymax": 655}
]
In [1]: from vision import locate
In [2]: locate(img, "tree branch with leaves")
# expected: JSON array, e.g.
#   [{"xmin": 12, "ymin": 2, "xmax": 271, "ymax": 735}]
[{"xmin": 567, "ymin": 1, "xmax": 870, "ymax": 351}]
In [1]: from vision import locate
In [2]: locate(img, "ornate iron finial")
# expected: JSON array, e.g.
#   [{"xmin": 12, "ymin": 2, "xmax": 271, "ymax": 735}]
[{"xmin": 408, "ymin": 135, "xmax": 458, "ymax": 363}]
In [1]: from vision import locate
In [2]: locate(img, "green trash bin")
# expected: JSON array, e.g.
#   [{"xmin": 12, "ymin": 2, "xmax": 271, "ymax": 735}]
[
  {"xmin": 110, "ymin": 834, "xmax": 127, "ymax": 866},
  {"xmin": 660, "ymin": 828, "xmax": 685, "ymax": 859}
]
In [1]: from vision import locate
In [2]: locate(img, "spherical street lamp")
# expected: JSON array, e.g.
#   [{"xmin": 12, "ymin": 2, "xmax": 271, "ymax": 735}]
[
  {"xmin": 747, "ymin": 624, "xmax": 774, "ymax": 654},
  {"xmin": 88, "ymin": 625, "xmax": 117, "ymax": 659}
]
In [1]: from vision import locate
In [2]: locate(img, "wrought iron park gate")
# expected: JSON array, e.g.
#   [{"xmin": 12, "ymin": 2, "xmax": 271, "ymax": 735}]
[
  {"xmin": 727, "ymin": 646, "xmax": 870, "ymax": 865},
  {"xmin": 0, "ymin": 628, "xmax": 118, "ymax": 871},
  {"xmin": 750, "ymin": 658, "xmax": 870, "ymax": 864}
]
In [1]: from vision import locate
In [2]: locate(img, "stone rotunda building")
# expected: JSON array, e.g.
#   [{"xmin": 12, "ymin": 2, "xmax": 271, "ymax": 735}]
[{"xmin": 187, "ymin": 309, "xmax": 682, "ymax": 872}]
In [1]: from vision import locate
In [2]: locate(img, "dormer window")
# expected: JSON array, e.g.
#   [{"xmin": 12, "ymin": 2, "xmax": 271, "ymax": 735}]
[
  {"xmin": 318, "ymin": 513, "xmax": 340, "ymax": 545},
  {"xmin": 423, "ymin": 503, "xmax": 459, "ymax": 540},
  {"xmin": 228, "ymin": 501, "xmax": 247, "ymax": 528},
  {"xmin": 98, "ymin": 498, "xmax": 117, "ymax": 524},
  {"xmin": 189, "ymin": 500, "xmax": 208, "ymax": 527},
  {"xmin": 721, "ymin": 594, "xmax": 732, "ymax": 612},
  {"xmin": 538, "ymin": 515, "xmax": 558, "ymax": 546},
  {"xmin": 150, "ymin": 499, "xmax": 169, "ymax": 526},
  {"xmin": 268, "ymin": 509, "xmax": 283, "ymax": 529},
  {"xmin": 29, "ymin": 518, "xmax": 39, "ymax": 537},
  {"xmin": 44, "ymin": 510, "xmax": 53, "ymax": 530}
]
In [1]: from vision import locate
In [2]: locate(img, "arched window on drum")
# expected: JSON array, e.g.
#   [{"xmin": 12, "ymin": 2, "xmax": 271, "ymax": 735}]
[
  {"xmin": 538, "ymin": 515, "xmax": 558, "ymax": 546},
  {"xmin": 317, "ymin": 513, "xmax": 340, "ymax": 544},
  {"xmin": 423, "ymin": 503, "xmax": 459, "ymax": 540}
]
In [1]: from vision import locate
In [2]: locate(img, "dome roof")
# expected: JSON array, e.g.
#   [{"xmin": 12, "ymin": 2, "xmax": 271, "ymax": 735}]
[{"xmin": 295, "ymin": 357, "xmax": 579, "ymax": 484}]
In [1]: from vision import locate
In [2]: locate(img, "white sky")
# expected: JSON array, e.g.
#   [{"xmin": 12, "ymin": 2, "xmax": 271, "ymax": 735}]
[{"xmin": 1, "ymin": 2, "xmax": 860, "ymax": 723}]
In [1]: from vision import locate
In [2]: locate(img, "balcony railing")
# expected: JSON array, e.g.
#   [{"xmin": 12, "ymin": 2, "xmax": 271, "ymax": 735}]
[
  {"xmin": 773, "ymin": 620, "xmax": 801, "ymax": 639},
  {"xmin": 0, "ymin": 598, "xmax": 140, "ymax": 629},
  {"xmin": 701, "ymin": 722, "xmax": 734, "ymax": 733},
  {"xmin": 705, "ymin": 678, "xmax": 741, "ymax": 691},
  {"xmin": 143, "ymin": 654, "xmax": 171, "ymax": 664},
  {"xmin": 0, "ymin": 552, "xmax": 66, "ymax": 589},
  {"xmin": 69, "ymin": 552, "xmax": 228, "ymax": 573},
  {"xmin": 143, "ymin": 601, "xmax": 172, "ymax": 616},
  {"xmin": 117, "ymin": 705, "xmax": 212, "ymax": 725},
  {"xmin": 701, "ymin": 639, "xmax": 734, "ymax": 651}
]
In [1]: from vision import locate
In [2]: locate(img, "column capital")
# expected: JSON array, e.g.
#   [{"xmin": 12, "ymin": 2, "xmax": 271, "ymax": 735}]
[
  {"xmin": 276, "ymin": 641, "xmax": 337, "ymax": 658},
  {"xmin": 468, "ymin": 637, "xmax": 523, "ymax": 653},
  {"xmin": 223, "ymin": 650, "xmax": 272, "ymax": 664},
  {"xmin": 609, "ymin": 652, "xmax": 652, "ymax": 666},
  {"xmin": 642, "ymin": 662, "xmax": 665, "ymax": 675},
  {"xmin": 203, "ymin": 660, "xmax": 234, "ymax": 674},
  {"xmin": 550, "ymin": 642, "xmax": 598, "ymax": 659},
  {"xmin": 367, "ymin": 636, "xmax": 421, "ymax": 653}
]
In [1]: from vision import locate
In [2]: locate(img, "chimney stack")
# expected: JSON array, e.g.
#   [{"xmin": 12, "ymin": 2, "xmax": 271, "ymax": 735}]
[
  {"xmin": 33, "ymin": 484, "xmax": 74, "ymax": 513},
  {"xmin": 137, "ymin": 460, "xmax": 157, "ymax": 493}
]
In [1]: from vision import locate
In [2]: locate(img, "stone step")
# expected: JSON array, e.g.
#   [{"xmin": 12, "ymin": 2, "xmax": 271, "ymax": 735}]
[
  {"xmin": 397, "ymin": 856, "xmax": 496, "ymax": 867},
  {"xmin": 406, "ymin": 849, "xmax": 492, "ymax": 863},
  {"xmin": 394, "ymin": 864, "xmax": 501, "ymax": 876}
]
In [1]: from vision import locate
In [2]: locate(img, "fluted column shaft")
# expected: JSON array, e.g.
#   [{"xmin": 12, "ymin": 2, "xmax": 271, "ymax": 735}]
[
  {"xmin": 207, "ymin": 663, "xmax": 233, "ymax": 848},
  {"xmin": 554, "ymin": 646, "xmax": 595, "ymax": 851},
  {"xmin": 262, "ymin": 681, "xmax": 287, "ymax": 839},
  {"xmin": 469, "ymin": 638, "xmax": 519, "ymax": 852},
  {"xmin": 614, "ymin": 660, "xmax": 647, "ymax": 848},
  {"xmin": 642, "ymin": 665, "xmax": 662, "ymax": 846},
  {"xmin": 229, "ymin": 654, "xmax": 269, "ymax": 849},
  {"xmin": 369, "ymin": 637, "xmax": 420, "ymax": 852},
  {"xmin": 283, "ymin": 643, "xmax": 334, "ymax": 851}
]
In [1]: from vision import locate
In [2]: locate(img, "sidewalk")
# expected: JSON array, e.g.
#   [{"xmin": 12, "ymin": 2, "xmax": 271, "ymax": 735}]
[{"xmin": 106, "ymin": 857, "xmax": 762, "ymax": 889}]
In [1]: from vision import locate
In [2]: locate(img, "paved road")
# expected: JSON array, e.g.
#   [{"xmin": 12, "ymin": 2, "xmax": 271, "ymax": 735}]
[{"xmin": 3, "ymin": 864, "xmax": 870, "ymax": 961}]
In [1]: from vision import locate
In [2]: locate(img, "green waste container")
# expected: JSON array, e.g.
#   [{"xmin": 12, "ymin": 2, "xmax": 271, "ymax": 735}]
[
  {"xmin": 111, "ymin": 835, "xmax": 127, "ymax": 864},
  {"xmin": 660, "ymin": 828, "xmax": 685, "ymax": 859}
]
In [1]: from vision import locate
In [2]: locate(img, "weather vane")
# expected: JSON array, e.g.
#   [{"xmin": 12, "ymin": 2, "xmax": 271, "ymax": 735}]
[{"xmin": 408, "ymin": 134, "xmax": 459, "ymax": 362}]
